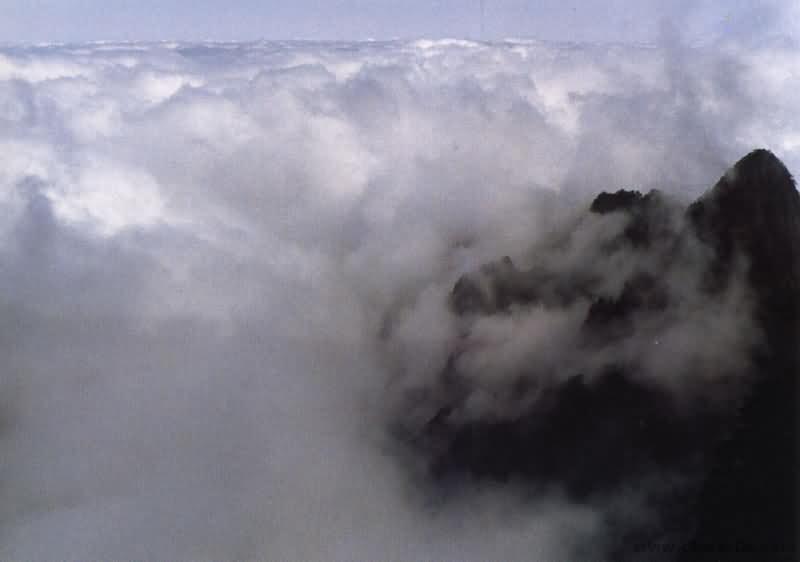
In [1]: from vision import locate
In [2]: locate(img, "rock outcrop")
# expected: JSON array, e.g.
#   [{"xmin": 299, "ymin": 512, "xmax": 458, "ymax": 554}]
[
  {"xmin": 395, "ymin": 149, "xmax": 799, "ymax": 560},
  {"xmin": 679, "ymin": 149, "xmax": 799, "ymax": 561}
]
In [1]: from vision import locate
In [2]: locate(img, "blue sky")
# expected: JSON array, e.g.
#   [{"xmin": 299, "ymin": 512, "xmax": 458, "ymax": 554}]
[{"xmin": 0, "ymin": 0, "xmax": 796, "ymax": 43}]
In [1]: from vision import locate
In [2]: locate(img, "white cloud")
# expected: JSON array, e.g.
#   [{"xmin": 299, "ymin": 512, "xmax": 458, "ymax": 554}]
[{"xmin": 0, "ymin": 38, "xmax": 797, "ymax": 560}]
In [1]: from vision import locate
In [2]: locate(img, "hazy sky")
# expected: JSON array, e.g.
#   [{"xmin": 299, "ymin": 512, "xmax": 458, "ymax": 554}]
[{"xmin": 0, "ymin": 0, "xmax": 796, "ymax": 43}]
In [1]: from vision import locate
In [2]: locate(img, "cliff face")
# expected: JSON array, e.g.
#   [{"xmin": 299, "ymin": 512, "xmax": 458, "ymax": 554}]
[{"xmin": 393, "ymin": 149, "xmax": 799, "ymax": 560}]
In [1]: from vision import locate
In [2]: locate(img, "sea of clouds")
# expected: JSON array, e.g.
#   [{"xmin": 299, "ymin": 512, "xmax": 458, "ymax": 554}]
[{"xmin": 0, "ymin": 35, "xmax": 798, "ymax": 560}]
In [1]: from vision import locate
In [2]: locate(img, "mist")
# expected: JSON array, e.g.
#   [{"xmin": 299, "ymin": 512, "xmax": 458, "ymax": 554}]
[{"xmin": 0, "ymin": 36, "xmax": 798, "ymax": 560}]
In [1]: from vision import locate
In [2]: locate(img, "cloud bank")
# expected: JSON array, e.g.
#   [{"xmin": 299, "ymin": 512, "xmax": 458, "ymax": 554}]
[{"xmin": 0, "ymin": 37, "xmax": 798, "ymax": 560}]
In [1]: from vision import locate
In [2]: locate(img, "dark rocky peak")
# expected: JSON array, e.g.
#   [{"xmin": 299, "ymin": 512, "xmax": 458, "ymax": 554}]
[
  {"xmin": 589, "ymin": 188, "xmax": 666, "ymax": 215},
  {"xmin": 590, "ymin": 189, "xmax": 646, "ymax": 214},
  {"xmin": 678, "ymin": 149, "xmax": 799, "ymax": 560},
  {"xmin": 590, "ymin": 188, "xmax": 678, "ymax": 249},
  {"xmin": 393, "ymin": 150, "xmax": 799, "ymax": 560},
  {"xmin": 688, "ymin": 148, "xmax": 800, "ymax": 296},
  {"xmin": 686, "ymin": 149, "xmax": 798, "ymax": 397},
  {"xmin": 708, "ymin": 148, "xmax": 795, "ymax": 204}
]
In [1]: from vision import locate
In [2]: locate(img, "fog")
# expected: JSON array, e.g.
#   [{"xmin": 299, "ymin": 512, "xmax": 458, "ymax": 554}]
[{"xmin": 0, "ymin": 36, "xmax": 798, "ymax": 559}]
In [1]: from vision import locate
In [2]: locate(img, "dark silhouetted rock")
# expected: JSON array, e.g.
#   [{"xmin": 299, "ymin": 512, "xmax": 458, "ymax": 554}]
[
  {"xmin": 394, "ymin": 149, "xmax": 798, "ymax": 561},
  {"xmin": 678, "ymin": 149, "xmax": 799, "ymax": 561},
  {"xmin": 591, "ymin": 189, "xmax": 678, "ymax": 248},
  {"xmin": 590, "ymin": 189, "xmax": 645, "ymax": 214}
]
